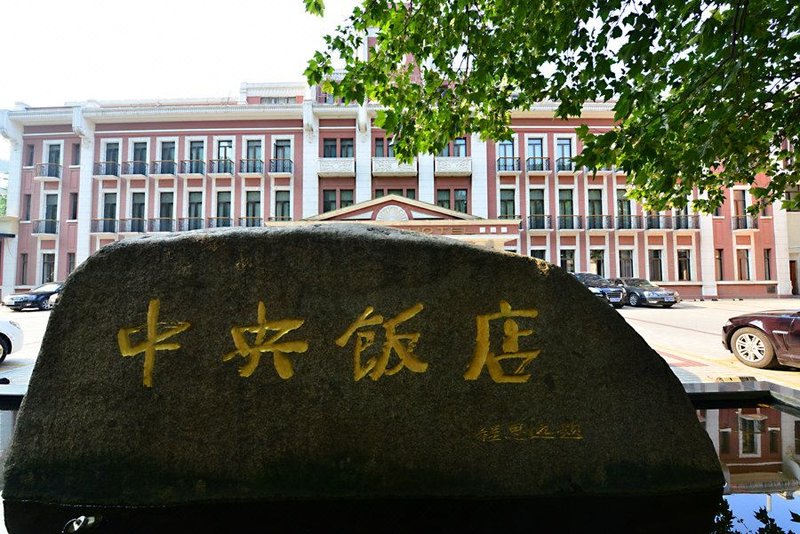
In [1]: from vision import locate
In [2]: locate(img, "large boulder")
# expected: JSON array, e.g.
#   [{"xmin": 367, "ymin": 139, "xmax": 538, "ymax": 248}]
[{"xmin": 3, "ymin": 225, "xmax": 723, "ymax": 529}]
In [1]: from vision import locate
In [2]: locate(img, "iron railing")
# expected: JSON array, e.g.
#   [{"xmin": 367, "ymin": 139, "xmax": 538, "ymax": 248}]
[
  {"xmin": 32, "ymin": 219, "xmax": 59, "ymax": 234},
  {"xmin": 177, "ymin": 217, "xmax": 205, "ymax": 231},
  {"xmin": 585, "ymin": 214, "xmax": 613, "ymax": 230},
  {"xmin": 239, "ymin": 217, "xmax": 263, "ymax": 227},
  {"xmin": 180, "ymin": 160, "xmax": 205, "ymax": 174},
  {"xmin": 527, "ymin": 214, "xmax": 551, "ymax": 230},
  {"xmin": 207, "ymin": 217, "xmax": 233, "ymax": 229},
  {"xmin": 35, "ymin": 163, "xmax": 61, "ymax": 178},
  {"xmin": 556, "ymin": 215, "xmax": 582, "ymax": 230},
  {"xmin": 497, "ymin": 157, "xmax": 521, "ymax": 172},
  {"xmin": 149, "ymin": 218, "xmax": 175, "ymax": 232},
  {"xmin": 122, "ymin": 161, "xmax": 148, "ymax": 175},
  {"xmin": 732, "ymin": 215, "xmax": 759, "ymax": 230},
  {"xmin": 119, "ymin": 218, "xmax": 147, "ymax": 233},
  {"xmin": 616, "ymin": 215, "xmax": 643, "ymax": 230},
  {"xmin": 93, "ymin": 162, "xmax": 119, "ymax": 176},
  {"xmin": 209, "ymin": 159, "xmax": 234, "ymax": 174},
  {"xmin": 239, "ymin": 159, "xmax": 264, "ymax": 174},
  {"xmin": 151, "ymin": 160, "xmax": 177, "ymax": 175},
  {"xmin": 270, "ymin": 159, "xmax": 294, "ymax": 173},
  {"xmin": 526, "ymin": 157, "xmax": 550, "ymax": 171},
  {"xmin": 555, "ymin": 158, "xmax": 574, "ymax": 172},
  {"xmin": 90, "ymin": 219, "xmax": 118, "ymax": 233}
]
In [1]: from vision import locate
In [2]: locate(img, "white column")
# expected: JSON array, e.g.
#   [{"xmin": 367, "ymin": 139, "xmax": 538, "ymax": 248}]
[
  {"xmin": 418, "ymin": 154, "xmax": 434, "ymax": 204},
  {"xmin": 772, "ymin": 200, "xmax": 792, "ymax": 295},
  {"xmin": 73, "ymin": 107, "xmax": 95, "ymax": 264},
  {"xmin": 698, "ymin": 209, "xmax": 718, "ymax": 298},
  {"xmin": 355, "ymin": 104, "xmax": 371, "ymax": 204},
  {"xmin": 0, "ymin": 112, "xmax": 22, "ymax": 298},
  {"xmin": 301, "ymin": 99, "xmax": 319, "ymax": 218},
  {"xmin": 471, "ymin": 134, "xmax": 488, "ymax": 218}
]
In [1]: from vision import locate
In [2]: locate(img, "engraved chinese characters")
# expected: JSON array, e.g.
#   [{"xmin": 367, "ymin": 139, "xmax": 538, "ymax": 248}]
[{"xmin": 117, "ymin": 300, "xmax": 539, "ymax": 386}]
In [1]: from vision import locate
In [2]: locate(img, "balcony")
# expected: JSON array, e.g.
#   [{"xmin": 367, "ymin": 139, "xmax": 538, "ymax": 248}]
[
  {"xmin": 555, "ymin": 158, "xmax": 575, "ymax": 173},
  {"xmin": 268, "ymin": 216, "xmax": 293, "ymax": 222},
  {"xmin": 32, "ymin": 219, "xmax": 59, "ymax": 236},
  {"xmin": 208, "ymin": 159, "xmax": 234, "ymax": 178},
  {"xmin": 496, "ymin": 157, "xmax": 521, "ymax": 175},
  {"xmin": 34, "ymin": 163, "xmax": 61, "ymax": 181},
  {"xmin": 179, "ymin": 160, "xmax": 206, "ymax": 178},
  {"xmin": 372, "ymin": 157, "xmax": 417, "ymax": 176},
  {"xmin": 239, "ymin": 159, "xmax": 264, "ymax": 178},
  {"xmin": 434, "ymin": 156, "xmax": 472, "ymax": 176},
  {"xmin": 149, "ymin": 218, "xmax": 175, "ymax": 233},
  {"xmin": 645, "ymin": 215, "xmax": 671, "ymax": 230},
  {"xmin": 556, "ymin": 215, "xmax": 582, "ymax": 230},
  {"xmin": 119, "ymin": 218, "xmax": 148, "ymax": 234},
  {"xmin": 732, "ymin": 215, "xmax": 759, "ymax": 231},
  {"xmin": 151, "ymin": 160, "xmax": 177, "ymax": 177},
  {"xmin": 527, "ymin": 215, "xmax": 552, "ymax": 230},
  {"xmin": 93, "ymin": 162, "xmax": 120, "ymax": 179},
  {"xmin": 269, "ymin": 159, "xmax": 294, "ymax": 177},
  {"xmin": 239, "ymin": 217, "xmax": 263, "ymax": 228},
  {"xmin": 121, "ymin": 161, "xmax": 148, "ymax": 178},
  {"xmin": 615, "ymin": 215, "xmax": 644, "ymax": 230},
  {"xmin": 207, "ymin": 217, "xmax": 234, "ymax": 229},
  {"xmin": 585, "ymin": 215, "xmax": 614, "ymax": 230},
  {"xmin": 318, "ymin": 157, "xmax": 355, "ymax": 177},
  {"xmin": 526, "ymin": 157, "xmax": 551, "ymax": 173},
  {"xmin": 90, "ymin": 218, "xmax": 118, "ymax": 235},
  {"xmin": 177, "ymin": 217, "xmax": 206, "ymax": 231},
  {"xmin": 674, "ymin": 214, "xmax": 701, "ymax": 230}
]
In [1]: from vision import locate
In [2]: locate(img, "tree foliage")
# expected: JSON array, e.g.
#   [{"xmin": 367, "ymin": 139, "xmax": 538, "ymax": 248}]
[{"xmin": 305, "ymin": 0, "xmax": 800, "ymax": 212}]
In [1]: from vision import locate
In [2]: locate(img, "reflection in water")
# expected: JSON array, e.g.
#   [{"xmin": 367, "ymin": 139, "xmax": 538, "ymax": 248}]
[{"xmin": 0, "ymin": 407, "xmax": 797, "ymax": 532}]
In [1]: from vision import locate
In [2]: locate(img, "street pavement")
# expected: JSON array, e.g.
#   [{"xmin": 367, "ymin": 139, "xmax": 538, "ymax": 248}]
[{"xmin": 1, "ymin": 297, "xmax": 800, "ymax": 391}]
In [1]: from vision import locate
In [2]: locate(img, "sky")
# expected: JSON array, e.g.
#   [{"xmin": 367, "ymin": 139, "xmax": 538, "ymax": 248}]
[{"xmin": 0, "ymin": 0, "xmax": 360, "ymax": 160}]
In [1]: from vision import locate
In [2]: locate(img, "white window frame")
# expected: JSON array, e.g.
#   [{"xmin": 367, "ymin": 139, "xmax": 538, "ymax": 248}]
[
  {"xmin": 184, "ymin": 136, "xmax": 207, "ymax": 164},
  {"xmin": 557, "ymin": 246, "xmax": 578, "ymax": 273},
  {"xmin": 42, "ymin": 140, "xmax": 65, "ymax": 166},
  {"xmin": 99, "ymin": 138, "xmax": 123, "ymax": 163},
  {"xmin": 735, "ymin": 246, "xmax": 755, "ymax": 281},
  {"xmin": 617, "ymin": 247, "xmax": 636, "ymax": 278},
  {"xmin": 213, "ymin": 136, "xmax": 236, "ymax": 162},
  {"xmin": 241, "ymin": 135, "xmax": 267, "ymax": 161},
  {"xmin": 127, "ymin": 137, "xmax": 150, "ymax": 163},
  {"xmin": 646, "ymin": 247, "xmax": 665, "ymax": 282},
  {"xmin": 675, "ymin": 247, "xmax": 694, "ymax": 281}
]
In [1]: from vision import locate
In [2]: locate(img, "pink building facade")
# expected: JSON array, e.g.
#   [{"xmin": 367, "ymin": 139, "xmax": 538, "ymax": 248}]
[{"xmin": 0, "ymin": 82, "xmax": 792, "ymax": 299}]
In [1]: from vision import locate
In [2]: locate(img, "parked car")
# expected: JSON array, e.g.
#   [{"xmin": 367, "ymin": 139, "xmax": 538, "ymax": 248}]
[
  {"xmin": 0, "ymin": 319, "xmax": 23, "ymax": 363},
  {"xmin": 2, "ymin": 282, "xmax": 63, "ymax": 311},
  {"xmin": 612, "ymin": 278, "xmax": 681, "ymax": 308},
  {"xmin": 722, "ymin": 310, "xmax": 800, "ymax": 369},
  {"xmin": 571, "ymin": 273, "xmax": 626, "ymax": 308}
]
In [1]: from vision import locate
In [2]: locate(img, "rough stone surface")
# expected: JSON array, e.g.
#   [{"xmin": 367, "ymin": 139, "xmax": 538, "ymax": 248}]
[{"xmin": 3, "ymin": 225, "xmax": 723, "ymax": 506}]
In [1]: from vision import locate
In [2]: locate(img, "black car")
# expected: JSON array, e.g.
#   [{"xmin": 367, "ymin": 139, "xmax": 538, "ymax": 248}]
[
  {"xmin": 612, "ymin": 278, "xmax": 681, "ymax": 308},
  {"xmin": 722, "ymin": 310, "xmax": 800, "ymax": 369},
  {"xmin": 2, "ymin": 282, "xmax": 63, "ymax": 311},
  {"xmin": 571, "ymin": 273, "xmax": 626, "ymax": 308}
]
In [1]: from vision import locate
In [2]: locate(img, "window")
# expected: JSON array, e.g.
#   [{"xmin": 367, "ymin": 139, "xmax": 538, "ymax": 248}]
[
  {"xmin": 560, "ymin": 250, "xmax": 575, "ymax": 272},
  {"xmin": 159, "ymin": 192, "xmax": 174, "ymax": 232},
  {"xmin": 374, "ymin": 188, "xmax": 415, "ymax": 199},
  {"xmin": 720, "ymin": 430, "xmax": 731, "ymax": 455},
  {"xmin": 132, "ymin": 142, "xmax": 147, "ymax": 174},
  {"xmin": 71, "ymin": 143, "xmax": 81, "ymax": 166},
  {"xmin": 739, "ymin": 416, "xmax": 760, "ymax": 456},
  {"xmin": 19, "ymin": 253, "xmax": 28, "ymax": 285},
  {"xmin": 69, "ymin": 193, "xmax": 78, "ymax": 220},
  {"xmin": 558, "ymin": 189, "xmax": 574, "ymax": 229},
  {"xmin": 619, "ymin": 250, "xmax": 634, "ymax": 278},
  {"xmin": 217, "ymin": 140, "xmax": 233, "ymax": 161},
  {"xmin": 530, "ymin": 249, "xmax": 546, "ymax": 261},
  {"xmin": 340, "ymin": 190, "xmax": 354, "ymax": 208},
  {"xmin": 41, "ymin": 253, "xmax": 55, "ymax": 284},
  {"xmin": 246, "ymin": 140, "xmax": 262, "ymax": 161},
  {"xmin": 527, "ymin": 138, "xmax": 544, "ymax": 170},
  {"xmin": 131, "ymin": 192, "xmax": 146, "ymax": 232},
  {"xmin": 387, "ymin": 140, "xmax": 395, "ymax": 157},
  {"xmin": 499, "ymin": 189, "xmax": 515, "ymax": 219},
  {"xmin": 453, "ymin": 137, "xmax": 467, "ymax": 157},
  {"xmin": 44, "ymin": 194, "xmax": 58, "ymax": 233},
  {"xmin": 556, "ymin": 138, "xmax": 573, "ymax": 170},
  {"xmin": 674, "ymin": 205, "xmax": 690, "ymax": 229},
  {"xmin": 245, "ymin": 191, "xmax": 261, "ymax": 226},
  {"xmin": 436, "ymin": 190, "xmax": 450, "ymax": 209},
  {"xmin": 677, "ymin": 250, "xmax": 692, "ymax": 281},
  {"xmin": 161, "ymin": 141, "xmax": 176, "ymax": 161},
  {"xmin": 340, "ymin": 139, "xmax": 354, "ymax": 158},
  {"xmin": 737, "ymin": 249, "xmax": 750, "ymax": 280},
  {"xmin": 260, "ymin": 96, "xmax": 293, "ymax": 104},
  {"xmin": 617, "ymin": 189, "xmax": 631, "ymax": 229},
  {"xmin": 188, "ymin": 192, "xmax": 203, "ymax": 230},
  {"xmin": 22, "ymin": 194, "xmax": 31, "ymax": 221},
  {"xmin": 590, "ymin": 250, "xmax": 605, "ymax": 277},
  {"xmin": 103, "ymin": 193, "xmax": 117, "ymax": 232},
  {"xmin": 769, "ymin": 429, "xmax": 780, "ymax": 454},
  {"xmin": 454, "ymin": 189, "xmax": 467, "ymax": 213},
  {"xmin": 216, "ymin": 191, "xmax": 231, "ymax": 227},
  {"xmin": 587, "ymin": 189, "xmax": 603, "ymax": 229},
  {"xmin": 374, "ymin": 138, "xmax": 384, "ymax": 157},
  {"xmin": 529, "ymin": 189, "xmax": 545, "ymax": 229},
  {"xmin": 764, "ymin": 249, "xmax": 772, "ymax": 280},
  {"xmin": 274, "ymin": 140, "xmax": 291, "ymax": 161},
  {"xmin": 189, "ymin": 141, "xmax": 204, "ymax": 174},
  {"xmin": 275, "ymin": 191, "xmax": 291, "ymax": 220},
  {"xmin": 323, "ymin": 190, "xmax": 337, "ymax": 212},
  {"xmin": 25, "ymin": 145, "xmax": 34, "ymax": 167},
  {"xmin": 715, "ymin": 249, "xmax": 724, "ymax": 280},
  {"xmin": 323, "ymin": 139, "xmax": 337, "ymax": 158},
  {"xmin": 47, "ymin": 144, "xmax": 61, "ymax": 174},
  {"xmin": 498, "ymin": 140, "xmax": 514, "ymax": 170},
  {"xmin": 649, "ymin": 250, "xmax": 663, "ymax": 281},
  {"xmin": 438, "ymin": 144, "xmax": 450, "ymax": 157},
  {"xmin": 67, "ymin": 253, "xmax": 76, "ymax": 274}
]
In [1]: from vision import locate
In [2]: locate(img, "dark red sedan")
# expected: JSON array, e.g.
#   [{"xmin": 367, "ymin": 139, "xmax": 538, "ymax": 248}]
[{"xmin": 722, "ymin": 310, "xmax": 800, "ymax": 369}]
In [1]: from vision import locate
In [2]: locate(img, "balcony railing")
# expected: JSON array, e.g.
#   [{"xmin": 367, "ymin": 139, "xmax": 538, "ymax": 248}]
[
  {"xmin": 497, "ymin": 157, "xmax": 521, "ymax": 172},
  {"xmin": 555, "ymin": 158, "xmax": 575, "ymax": 172},
  {"xmin": 180, "ymin": 160, "xmax": 206, "ymax": 175},
  {"xmin": 645, "ymin": 215, "xmax": 671, "ymax": 230},
  {"xmin": 732, "ymin": 215, "xmax": 759, "ymax": 230},
  {"xmin": 498, "ymin": 213, "xmax": 520, "ymax": 220},
  {"xmin": 90, "ymin": 219, "xmax": 118, "ymax": 233},
  {"xmin": 239, "ymin": 217, "xmax": 263, "ymax": 227},
  {"xmin": 527, "ymin": 214, "xmax": 552, "ymax": 230},
  {"xmin": 178, "ymin": 217, "xmax": 205, "ymax": 231},
  {"xmin": 207, "ymin": 217, "xmax": 233, "ymax": 229},
  {"xmin": 268, "ymin": 216, "xmax": 293, "ymax": 222},
  {"xmin": 526, "ymin": 157, "xmax": 551, "ymax": 172},
  {"xmin": 149, "ymin": 218, "xmax": 175, "ymax": 232},
  {"xmin": 556, "ymin": 215, "xmax": 582, "ymax": 230},
  {"xmin": 151, "ymin": 160, "xmax": 177, "ymax": 175},
  {"xmin": 239, "ymin": 159, "xmax": 264, "ymax": 174},
  {"xmin": 119, "ymin": 218, "xmax": 147, "ymax": 233},
  {"xmin": 122, "ymin": 161, "xmax": 148, "ymax": 176},
  {"xmin": 673, "ymin": 214, "xmax": 701, "ymax": 230},
  {"xmin": 32, "ymin": 219, "xmax": 59, "ymax": 234},
  {"xmin": 585, "ymin": 214, "xmax": 613, "ymax": 230},
  {"xmin": 35, "ymin": 163, "xmax": 61, "ymax": 179},
  {"xmin": 93, "ymin": 161, "xmax": 119, "ymax": 177},
  {"xmin": 209, "ymin": 159, "xmax": 234, "ymax": 175},
  {"xmin": 270, "ymin": 159, "xmax": 294, "ymax": 174},
  {"xmin": 616, "ymin": 215, "xmax": 643, "ymax": 230}
]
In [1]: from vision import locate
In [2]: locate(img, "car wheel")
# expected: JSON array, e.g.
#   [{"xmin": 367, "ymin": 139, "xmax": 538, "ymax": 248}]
[
  {"xmin": 628, "ymin": 293, "xmax": 640, "ymax": 307},
  {"xmin": 731, "ymin": 327, "xmax": 777, "ymax": 369},
  {"xmin": 39, "ymin": 298, "xmax": 53, "ymax": 311},
  {"xmin": 0, "ymin": 337, "xmax": 9, "ymax": 365}
]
